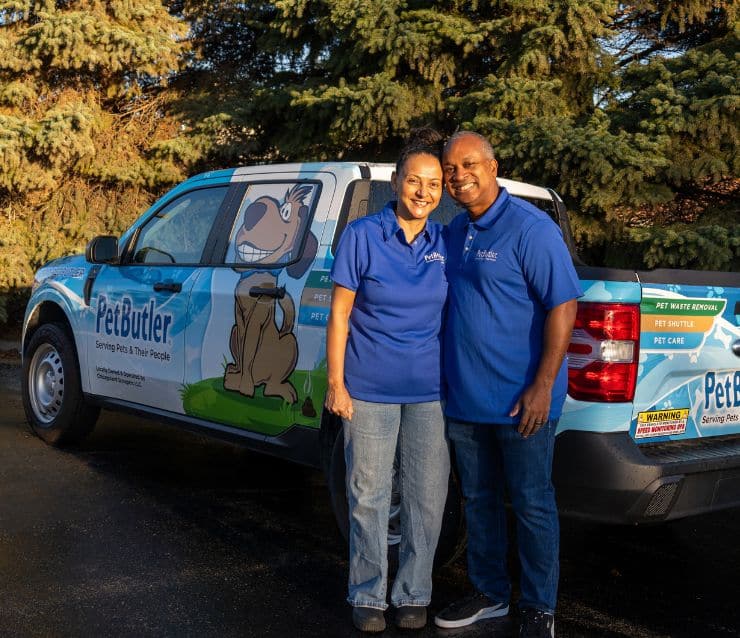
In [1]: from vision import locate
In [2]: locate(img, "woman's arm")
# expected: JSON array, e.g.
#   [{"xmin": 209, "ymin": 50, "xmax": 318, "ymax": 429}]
[{"xmin": 325, "ymin": 283, "xmax": 356, "ymax": 420}]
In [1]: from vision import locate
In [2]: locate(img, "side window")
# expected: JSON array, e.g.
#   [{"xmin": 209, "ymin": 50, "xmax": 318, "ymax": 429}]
[
  {"xmin": 429, "ymin": 192, "xmax": 464, "ymax": 225},
  {"xmin": 131, "ymin": 187, "xmax": 228, "ymax": 265},
  {"xmin": 367, "ymin": 180, "xmax": 394, "ymax": 219},
  {"xmin": 332, "ymin": 179, "xmax": 370, "ymax": 254},
  {"xmin": 367, "ymin": 180, "xmax": 462, "ymax": 225},
  {"xmin": 225, "ymin": 182, "xmax": 320, "ymax": 267},
  {"xmin": 521, "ymin": 196, "xmax": 558, "ymax": 222},
  {"xmin": 369, "ymin": 180, "xmax": 558, "ymax": 224}
]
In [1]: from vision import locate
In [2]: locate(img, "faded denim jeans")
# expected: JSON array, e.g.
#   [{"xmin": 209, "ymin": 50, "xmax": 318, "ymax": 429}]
[
  {"xmin": 448, "ymin": 418, "xmax": 560, "ymax": 614},
  {"xmin": 343, "ymin": 399, "xmax": 450, "ymax": 609}
]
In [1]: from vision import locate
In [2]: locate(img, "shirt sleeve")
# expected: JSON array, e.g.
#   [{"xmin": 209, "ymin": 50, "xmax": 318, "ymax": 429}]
[
  {"xmin": 519, "ymin": 218, "xmax": 583, "ymax": 310},
  {"xmin": 330, "ymin": 224, "xmax": 363, "ymax": 292}
]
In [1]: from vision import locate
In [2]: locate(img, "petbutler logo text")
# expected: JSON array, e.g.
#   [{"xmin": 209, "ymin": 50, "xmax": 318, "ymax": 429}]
[
  {"xmin": 424, "ymin": 251, "xmax": 445, "ymax": 263},
  {"xmin": 475, "ymin": 249, "xmax": 497, "ymax": 262},
  {"xmin": 96, "ymin": 295, "xmax": 173, "ymax": 344},
  {"xmin": 704, "ymin": 371, "xmax": 740, "ymax": 411}
]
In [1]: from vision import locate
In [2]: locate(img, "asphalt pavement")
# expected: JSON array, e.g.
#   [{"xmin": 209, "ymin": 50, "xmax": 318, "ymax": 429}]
[{"xmin": 0, "ymin": 355, "xmax": 738, "ymax": 638}]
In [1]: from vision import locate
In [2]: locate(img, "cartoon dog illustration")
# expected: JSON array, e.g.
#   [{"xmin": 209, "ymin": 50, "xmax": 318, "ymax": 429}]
[{"xmin": 223, "ymin": 184, "xmax": 318, "ymax": 403}]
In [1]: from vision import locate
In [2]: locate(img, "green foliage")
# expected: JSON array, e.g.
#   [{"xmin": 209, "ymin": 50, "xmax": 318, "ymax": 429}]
[
  {"xmin": 0, "ymin": 1, "xmax": 193, "ymax": 324},
  {"xmin": 617, "ymin": 41, "xmax": 739, "ymax": 185},
  {"xmin": 164, "ymin": 0, "xmax": 736, "ymax": 279},
  {"xmin": 449, "ymin": 101, "xmax": 676, "ymax": 214},
  {"xmin": 603, "ymin": 223, "xmax": 740, "ymax": 271}
]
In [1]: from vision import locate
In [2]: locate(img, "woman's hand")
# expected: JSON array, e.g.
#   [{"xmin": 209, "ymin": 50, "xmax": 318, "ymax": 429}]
[
  {"xmin": 326, "ymin": 284, "xmax": 356, "ymax": 421},
  {"xmin": 325, "ymin": 383, "xmax": 353, "ymax": 421}
]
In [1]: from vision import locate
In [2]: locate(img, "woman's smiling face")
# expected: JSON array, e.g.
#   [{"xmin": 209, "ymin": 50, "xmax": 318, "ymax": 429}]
[{"xmin": 392, "ymin": 152, "xmax": 443, "ymax": 222}]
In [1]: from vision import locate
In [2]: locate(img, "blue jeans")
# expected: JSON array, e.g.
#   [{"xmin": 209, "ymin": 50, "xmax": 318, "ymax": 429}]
[
  {"xmin": 343, "ymin": 399, "xmax": 450, "ymax": 609},
  {"xmin": 447, "ymin": 419, "xmax": 559, "ymax": 614}
]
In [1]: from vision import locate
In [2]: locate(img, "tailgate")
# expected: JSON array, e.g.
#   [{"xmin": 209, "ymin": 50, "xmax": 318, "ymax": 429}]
[{"xmin": 631, "ymin": 271, "xmax": 740, "ymax": 442}]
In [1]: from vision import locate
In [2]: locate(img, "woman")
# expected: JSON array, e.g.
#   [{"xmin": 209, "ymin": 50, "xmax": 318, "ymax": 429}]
[{"xmin": 326, "ymin": 129, "xmax": 450, "ymax": 633}]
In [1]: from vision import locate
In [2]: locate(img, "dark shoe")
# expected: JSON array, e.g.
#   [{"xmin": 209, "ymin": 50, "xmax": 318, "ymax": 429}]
[
  {"xmin": 352, "ymin": 606, "xmax": 386, "ymax": 633},
  {"xmin": 434, "ymin": 591, "xmax": 509, "ymax": 628},
  {"xmin": 519, "ymin": 608, "xmax": 555, "ymax": 638},
  {"xmin": 395, "ymin": 605, "xmax": 427, "ymax": 629}
]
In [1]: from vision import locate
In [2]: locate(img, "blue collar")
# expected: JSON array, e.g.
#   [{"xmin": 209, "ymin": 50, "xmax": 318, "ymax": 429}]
[
  {"xmin": 469, "ymin": 187, "xmax": 510, "ymax": 230},
  {"xmin": 380, "ymin": 201, "xmax": 432, "ymax": 243}
]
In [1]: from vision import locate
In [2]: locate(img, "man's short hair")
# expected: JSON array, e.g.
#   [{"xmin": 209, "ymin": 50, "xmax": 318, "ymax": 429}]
[{"xmin": 445, "ymin": 131, "xmax": 496, "ymax": 160}]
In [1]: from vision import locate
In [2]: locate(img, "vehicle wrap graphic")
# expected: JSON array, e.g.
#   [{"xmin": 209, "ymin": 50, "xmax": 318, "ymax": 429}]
[
  {"xmin": 96, "ymin": 295, "xmax": 173, "ymax": 345},
  {"xmin": 298, "ymin": 268, "xmax": 332, "ymax": 327},
  {"xmin": 629, "ymin": 284, "xmax": 740, "ymax": 441},
  {"xmin": 577, "ymin": 279, "xmax": 642, "ymax": 304},
  {"xmin": 640, "ymin": 296, "xmax": 725, "ymax": 351},
  {"xmin": 223, "ymin": 183, "xmax": 318, "ymax": 404},
  {"xmin": 181, "ymin": 178, "xmax": 334, "ymax": 436},
  {"xmin": 86, "ymin": 266, "xmax": 197, "ymax": 411}
]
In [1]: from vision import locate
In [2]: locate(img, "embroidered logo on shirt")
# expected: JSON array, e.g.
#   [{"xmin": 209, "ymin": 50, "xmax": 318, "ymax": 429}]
[
  {"xmin": 424, "ymin": 251, "xmax": 445, "ymax": 264},
  {"xmin": 474, "ymin": 249, "xmax": 498, "ymax": 262}
]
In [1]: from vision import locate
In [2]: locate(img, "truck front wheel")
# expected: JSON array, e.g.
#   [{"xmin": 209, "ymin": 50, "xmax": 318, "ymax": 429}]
[
  {"xmin": 327, "ymin": 428, "xmax": 465, "ymax": 571},
  {"xmin": 22, "ymin": 323, "xmax": 99, "ymax": 446}
]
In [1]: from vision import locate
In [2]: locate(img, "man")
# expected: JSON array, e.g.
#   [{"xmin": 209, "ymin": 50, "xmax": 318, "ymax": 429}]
[{"xmin": 435, "ymin": 131, "xmax": 582, "ymax": 638}]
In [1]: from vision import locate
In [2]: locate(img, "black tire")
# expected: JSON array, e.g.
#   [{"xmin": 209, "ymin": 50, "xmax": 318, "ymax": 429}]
[
  {"xmin": 22, "ymin": 323, "xmax": 100, "ymax": 446},
  {"xmin": 327, "ymin": 428, "xmax": 466, "ymax": 571}
]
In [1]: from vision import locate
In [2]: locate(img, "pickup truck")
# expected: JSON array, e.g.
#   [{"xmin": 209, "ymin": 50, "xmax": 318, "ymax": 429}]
[{"xmin": 21, "ymin": 162, "xmax": 740, "ymax": 567}]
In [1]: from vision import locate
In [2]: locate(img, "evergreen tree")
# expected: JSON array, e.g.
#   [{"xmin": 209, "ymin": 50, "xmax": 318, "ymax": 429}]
[
  {"xmin": 0, "ymin": 0, "xmax": 189, "ymax": 322},
  {"xmin": 1, "ymin": 0, "xmax": 737, "ymax": 326},
  {"xmin": 175, "ymin": 1, "xmax": 736, "ymax": 271},
  {"xmin": 443, "ymin": 0, "xmax": 739, "ymax": 267}
]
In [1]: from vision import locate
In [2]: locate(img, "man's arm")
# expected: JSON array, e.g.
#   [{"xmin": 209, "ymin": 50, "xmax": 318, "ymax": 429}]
[{"xmin": 510, "ymin": 298, "xmax": 577, "ymax": 437}]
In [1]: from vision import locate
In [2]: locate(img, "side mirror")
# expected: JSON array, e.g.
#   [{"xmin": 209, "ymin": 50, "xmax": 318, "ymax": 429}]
[{"xmin": 85, "ymin": 235, "xmax": 119, "ymax": 264}]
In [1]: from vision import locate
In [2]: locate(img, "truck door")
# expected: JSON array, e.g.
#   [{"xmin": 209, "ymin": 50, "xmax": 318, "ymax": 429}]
[
  {"xmin": 181, "ymin": 173, "xmax": 336, "ymax": 435},
  {"xmin": 85, "ymin": 185, "xmax": 230, "ymax": 414}
]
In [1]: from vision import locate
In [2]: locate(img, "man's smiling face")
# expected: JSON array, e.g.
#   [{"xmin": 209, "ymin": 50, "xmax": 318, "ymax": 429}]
[{"xmin": 443, "ymin": 134, "xmax": 499, "ymax": 219}]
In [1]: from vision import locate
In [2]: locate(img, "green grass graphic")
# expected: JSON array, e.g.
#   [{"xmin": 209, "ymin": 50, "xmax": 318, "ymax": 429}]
[{"xmin": 181, "ymin": 368, "xmax": 326, "ymax": 436}]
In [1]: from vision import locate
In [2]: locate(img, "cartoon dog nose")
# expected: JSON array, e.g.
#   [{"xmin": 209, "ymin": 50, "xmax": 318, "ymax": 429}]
[{"xmin": 242, "ymin": 201, "xmax": 268, "ymax": 231}]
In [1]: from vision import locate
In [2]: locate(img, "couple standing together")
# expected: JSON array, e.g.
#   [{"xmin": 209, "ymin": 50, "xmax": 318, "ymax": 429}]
[{"xmin": 326, "ymin": 129, "xmax": 582, "ymax": 637}]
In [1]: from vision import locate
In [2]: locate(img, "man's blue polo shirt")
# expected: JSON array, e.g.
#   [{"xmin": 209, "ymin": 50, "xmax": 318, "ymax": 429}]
[
  {"xmin": 331, "ymin": 202, "xmax": 447, "ymax": 403},
  {"xmin": 444, "ymin": 188, "xmax": 582, "ymax": 424}
]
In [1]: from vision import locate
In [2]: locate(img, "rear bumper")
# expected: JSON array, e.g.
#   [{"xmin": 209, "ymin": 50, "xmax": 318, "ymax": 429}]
[{"xmin": 553, "ymin": 431, "xmax": 740, "ymax": 524}]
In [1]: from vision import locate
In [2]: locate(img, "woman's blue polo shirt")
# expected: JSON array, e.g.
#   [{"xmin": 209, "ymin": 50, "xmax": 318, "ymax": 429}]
[
  {"xmin": 443, "ymin": 188, "xmax": 583, "ymax": 424},
  {"xmin": 331, "ymin": 202, "xmax": 447, "ymax": 403}
]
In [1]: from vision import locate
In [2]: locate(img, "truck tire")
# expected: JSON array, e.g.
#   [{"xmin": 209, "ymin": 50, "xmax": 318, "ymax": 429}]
[
  {"xmin": 22, "ymin": 323, "xmax": 99, "ymax": 446},
  {"xmin": 328, "ymin": 428, "xmax": 466, "ymax": 571}
]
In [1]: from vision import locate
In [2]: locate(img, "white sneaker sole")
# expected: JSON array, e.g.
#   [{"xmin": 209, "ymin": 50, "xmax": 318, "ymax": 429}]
[{"xmin": 434, "ymin": 603, "xmax": 509, "ymax": 629}]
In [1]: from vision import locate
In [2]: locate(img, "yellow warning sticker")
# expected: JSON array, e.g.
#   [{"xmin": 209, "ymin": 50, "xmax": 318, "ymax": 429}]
[{"xmin": 635, "ymin": 409, "xmax": 689, "ymax": 438}]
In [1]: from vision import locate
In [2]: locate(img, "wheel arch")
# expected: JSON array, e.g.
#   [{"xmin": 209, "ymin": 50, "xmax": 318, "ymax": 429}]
[{"xmin": 23, "ymin": 301, "xmax": 76, "ymax": 359}]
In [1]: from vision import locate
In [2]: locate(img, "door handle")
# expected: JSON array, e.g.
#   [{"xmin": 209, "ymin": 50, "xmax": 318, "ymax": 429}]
[
  {"xmin": 249, "ymin": 286, "xmax": 286, "ymax": 299},
  {"xmin": 153, "ymin": 280, "xmax": 182, "ymax": 293},
  {"xmin": 733, "ymin": 340, "xmax": 740, "ymax": 357}
]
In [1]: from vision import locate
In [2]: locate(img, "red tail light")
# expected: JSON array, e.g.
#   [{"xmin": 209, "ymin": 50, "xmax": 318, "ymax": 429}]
[{"xmin": 567, "ymin": 302, "xmax": 640, "ymax": 402}]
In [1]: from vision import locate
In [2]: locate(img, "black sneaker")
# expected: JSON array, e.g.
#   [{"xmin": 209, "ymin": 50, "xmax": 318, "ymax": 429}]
[
  {"xmin": 352, "ymin": 606, "xmax": 386, "ymax": 633},
  {"xmin": 395, "ymin": 605, "xmax": 427, "ymax": 629},
  {"xmin": 434, "ymin": 591, "xmax": 509, "ymax": 628},
  {"xmin": 519, "ymin": 608, "xmax": 555, "ymax": 638}
]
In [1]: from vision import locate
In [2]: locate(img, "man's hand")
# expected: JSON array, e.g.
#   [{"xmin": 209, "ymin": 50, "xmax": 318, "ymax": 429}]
[
  {"xmin": 325, "ymin": 383, "xmax": 353, "ymax": 421},
  {"xmin": 510, "ymin": 381, "xmax": 551, "ymax": 437},
  {"xmin": 511, "ymin": 299, "xmax": 577, "ymax": 437}
]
